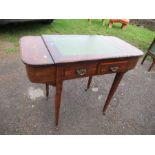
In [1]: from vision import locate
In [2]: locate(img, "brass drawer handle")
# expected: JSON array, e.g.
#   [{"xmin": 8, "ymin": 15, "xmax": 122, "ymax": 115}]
[
  {"xmin": 110, "ymin": 66, "xmax": 119, "ymax": 72},
  {"xmin": 76, "ymin": 68, "xmax": 87, "ymax": 76}
]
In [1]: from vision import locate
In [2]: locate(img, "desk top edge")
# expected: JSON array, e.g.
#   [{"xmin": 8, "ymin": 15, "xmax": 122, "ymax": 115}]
[
  {"xmin": 20, "ymin": 36, "xmax": 55, "ymax": 66},
  {"xmin": 20, "ymin": 35, "xmax": 143, "ymax": 65}
]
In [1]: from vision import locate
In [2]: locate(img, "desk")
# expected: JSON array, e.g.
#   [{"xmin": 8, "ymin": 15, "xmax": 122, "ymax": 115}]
[{"xmin": 20, "ymin": 35, "xmax": 143, "ymax": 125}]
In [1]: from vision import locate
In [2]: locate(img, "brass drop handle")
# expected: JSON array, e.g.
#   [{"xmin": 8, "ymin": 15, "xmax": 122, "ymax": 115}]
[
  {"xmin": 76, "ymin": 68, "xmax": 87, "ymax": 76},
  {"xmin": 110, "ymin": 66, "xmax": 119, "ymax": 72}
]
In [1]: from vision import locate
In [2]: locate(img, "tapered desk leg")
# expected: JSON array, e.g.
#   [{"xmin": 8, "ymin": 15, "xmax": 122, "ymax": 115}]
[
  {"xmin": 148, "ymin": 60, "xmax": 155, "ymax": 71},
  {"xmin": 85, "ymin": 76, "xmax": 92, "ymax": 91},
  {"xmin": 55, "ymin": 68, "xmax": 63, "ymax": 126},
  {"xmin": 141, "ymin": 52, "xmax": 148, "ymax": 64},
  {"xmin": 103, "ymin": 72, "xmax": 125, "ymax": 114},
  {"xmin": 46, "ymin": 84, "xmax": 49, "ymax": 99}
]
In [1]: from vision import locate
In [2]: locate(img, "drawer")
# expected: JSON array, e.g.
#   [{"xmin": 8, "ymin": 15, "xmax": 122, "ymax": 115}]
[
  {"xmin": 64, "ymin": 63, "xmax": 97, "ymax": 79},
  {"xmin": 99, "ymin": 61, "xmax": 129, "ymax": 74},
  {"xmin": 26, "ymin": 65, "xmax": 56, "ymax": 84}
]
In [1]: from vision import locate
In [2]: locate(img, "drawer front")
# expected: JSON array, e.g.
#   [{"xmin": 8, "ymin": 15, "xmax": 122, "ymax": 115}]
[
  {"xmin": 99, "ymin": 61, "xmax": 129, "ymax": 74},
  {"xmin": 64, "ymin": 63, "xmax": 97, "ymax": 79},
  {"xmin": 26, "ymin": 65, "xmax": 56, "ymax": 84}
]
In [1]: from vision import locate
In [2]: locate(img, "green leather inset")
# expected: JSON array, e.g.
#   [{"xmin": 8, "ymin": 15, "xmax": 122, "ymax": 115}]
[{"xmin": 50, "ymin": 35, "xmax": 120, "ymax": 56}]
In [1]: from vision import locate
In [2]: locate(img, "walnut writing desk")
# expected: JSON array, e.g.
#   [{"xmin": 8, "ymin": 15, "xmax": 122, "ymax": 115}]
[{"xmin": 20, "ymin": 35, "xmax": 143, "ymax": 125}]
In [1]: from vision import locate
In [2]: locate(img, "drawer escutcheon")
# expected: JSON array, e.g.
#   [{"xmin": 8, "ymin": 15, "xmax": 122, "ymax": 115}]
[
  {"xmin": 76, "ymin": 68, "xmax": 87, "ymax": 76},
  {"xmin": 110, "ymin": 66, "xmax": 119, "ymax": 72}
]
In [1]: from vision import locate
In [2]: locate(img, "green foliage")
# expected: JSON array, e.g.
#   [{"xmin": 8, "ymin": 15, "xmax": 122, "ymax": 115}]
[
  {"xmin": 0, "ymin": 19, "xmax": 154, "ymax": 54},
  {"xmin": 5, "ymin": 47, "xmax": 18, "ymax": 54}
]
